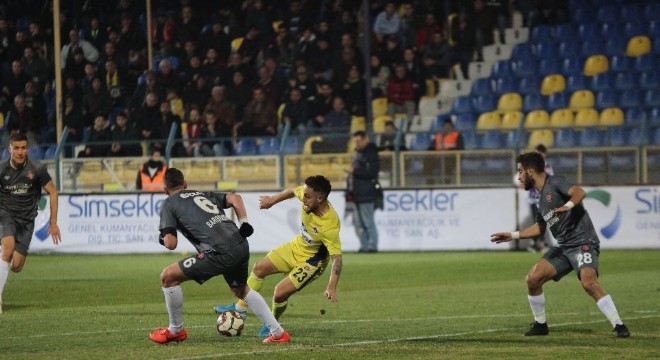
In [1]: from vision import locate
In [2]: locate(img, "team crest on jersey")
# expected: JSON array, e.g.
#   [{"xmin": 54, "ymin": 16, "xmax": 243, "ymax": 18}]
[
  {"xmin": 27, "ymin": 171, "xmax": 34, "ymax": 180},
  {"xmin": 546, "ymin": 194, "xmax": 553, "ymax": 202},
  {"xmin": 196, "ymin": 252, "xmax": 205, "ymax": 260},
  {"xmin": 3, "ymin": 175, "xmax": 9, "ymax": 180},
  {"xmin": 582, "ymin": 245, "xmax": 590, "ymax": 251},
  {"xmin": 312, "ymin": 226, "xmax": 319, "ymax": 235}
]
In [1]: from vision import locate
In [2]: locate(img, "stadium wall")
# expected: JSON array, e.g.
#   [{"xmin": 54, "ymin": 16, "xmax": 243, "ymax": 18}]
[{"xmin": 29, "ymin": 186, "xmax": 660, "ymax": 253}]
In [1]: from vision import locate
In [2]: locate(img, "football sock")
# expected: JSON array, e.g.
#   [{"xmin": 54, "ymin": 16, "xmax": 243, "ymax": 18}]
[
  {"xmin": 236, "ymin": 272, "xmax": 264, "ymax": 311},
  {"xmin": 528, "ymin": 293, "xmax": 547, "ymax": 324},
  {"xmin": 162, "ymin": 286, "xmax": 184, "ymax": 334},
  {"xmin": 596, "ymin": 294, "xmax": 624, "ymax": 327},
  {"xmin": 272, "ymin": 300, "xmax": 288, "ymax": 320},
  {"xmin": 243, "ymin": 289, "xmax": 283, "ymax": 337},
  {"xmin": 0, "ymin": 260, "xmax": 9, "ymax": 296}
]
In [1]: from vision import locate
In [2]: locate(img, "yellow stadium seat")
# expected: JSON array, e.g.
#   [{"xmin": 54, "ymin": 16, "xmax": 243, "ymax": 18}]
[
  {"xmin": 528, "ymin": 129, "xmax": 554, "ymax": 148},
  {"xmin": 497, "ymin": 92, "xmax": 523, "ymax": 112},
  {"xmin": 626, "ymin": 36, "xmax": 652, "ymax": 57},
  {"xmin": 231, "ymin": 37, "xmax": 244, "ymax": 51},
  {"xmin": 524, "ymin": 110, "xmax": 550, "ymax": 128},
  {"xmin": 574, "ymin": 108, "xmax": 599, "ymax": 127},
  {"xmin": 501, "ymin": 111, "xmax": 523, "ymax": 130},
  {"xmin": 540, "ymin": 74, "xmax": 566, "ymax": 95},
  {"xmin": 303, "ymin": 136, "xmax": 322, "ymax": 155},
  {"xmin": 372, "ymin": 97, "xmax": 388, "ymax": 117},
  {"xmin": 476, "ymin": 111, "xmax": 502, "ymax": 131},
  {"xmin": 373, "ymin": 115, "xmax": 392, "ymax": 133},
  {"xmin": 425, "ymin": 78, "xmax": 436, "ymax": 97},
  {"xmin": 272, "ymin": 20, "xmax": 283, "ymax": 32},
  {"xmin": 549, "ymin": 109, "xmax": 575, "ymax": 128},
  {"xmin": 0, "ymin": 112, "xmax": 4, "ymax": 129},
  {"xmin": 583, "ymin": 55, "xmax": 609, "ymax": 76},
  {"xmin": 277, "ymin": 103, "xmax": 285, "ymax": 123},
  {"xmin": 569, "ymin": 90, "xmax": 595, "ymax": 110},
  {"xmin": 350, "ymin": 116, "xmax": 367, "ymax": 133},
  {"xmin": 599, "ymin": 107, "xmax": 624, "ymax": 127}
]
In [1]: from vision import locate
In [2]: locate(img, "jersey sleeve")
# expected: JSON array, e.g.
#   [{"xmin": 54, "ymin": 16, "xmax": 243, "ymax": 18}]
[
  {"xmin": 205, "ymin": 192, "xmax": 228, "ymax": 208},
  {"xmin": 159, "ymin": 199, "xmax": 177, "ymax": 232},
  {"xmin": 36, "ymin": 163, "xmax": 52, "ymax": 187},
  {"xmin": 552, "ymin": 176, "xmax": 572, "ymax": 200},
  {"xmin": 294, "ymin": 185, "xmax": 305, "ymax": 201}
]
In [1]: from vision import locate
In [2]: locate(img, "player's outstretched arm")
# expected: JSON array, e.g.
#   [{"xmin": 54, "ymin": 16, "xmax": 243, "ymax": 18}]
[
  {"xmin": 43, "ymin": 180, "xmax": 61, "ymax": 245},
  {"xmin": 324, "ymin": 254, "xmax": 342, "ymax": 302},
  {"xmin": 554, "ymin": 185, "xmax": 587, "ymax": 214},
  {"xmin": 225, "ymin": 193, "xmax": 248, "ymax": 219},
  {"xmin": 491, "ymin": 223, "xmax": 542, "ymax": 244},
  {"xmin": 259, "ymin": 187, "xmax": 296, "ymax": 209}
]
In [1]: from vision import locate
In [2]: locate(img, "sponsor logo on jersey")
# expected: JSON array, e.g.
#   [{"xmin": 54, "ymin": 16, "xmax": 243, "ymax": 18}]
[
  {"xmin": 27, "ymin": 171, "xmax": 34, "ymax": 180},
  {"xmin": 546, "ymin": 194, "xmax": 552, "ymax": 202}
]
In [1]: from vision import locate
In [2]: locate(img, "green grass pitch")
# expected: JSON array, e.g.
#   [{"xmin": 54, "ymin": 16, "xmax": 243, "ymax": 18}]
[{"xmin": 0, "ymin": 250, "xmax": 658, "ymax": 359}]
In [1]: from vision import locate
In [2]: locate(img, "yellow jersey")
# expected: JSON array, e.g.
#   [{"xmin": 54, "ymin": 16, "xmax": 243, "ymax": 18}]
[{"xmin": 292, "ymin": 185, "xmax": 342, "ymax": 260}]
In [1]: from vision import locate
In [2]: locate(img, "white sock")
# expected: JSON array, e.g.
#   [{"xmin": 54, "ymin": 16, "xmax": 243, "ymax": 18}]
[
  {"xmin": 596, "ymin": 294, "xmax": 623, "ymax": 327},
  {"xmin": 162, "ymin": 286, "xmax": 184, "ymax": 333},
  {"xmin": 0, "ymin": 260, "xmax": 10, "ymax": 297},
  {"xmin": 243, "ymin": 289, "xmax": 284, "ymax": 337},
  {"xmin": 528, "ymin": 293, "xmax": 546, "ymax": 324}
]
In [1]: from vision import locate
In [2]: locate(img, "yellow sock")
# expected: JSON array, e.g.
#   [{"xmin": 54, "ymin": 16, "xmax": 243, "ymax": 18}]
[
  {"xmin": 272, "ymin": 300, "xmax": 288, "ymax": 320},
  {"xmin": 237, "ymin": 272, "xmax": 264, "ymax": 309}
]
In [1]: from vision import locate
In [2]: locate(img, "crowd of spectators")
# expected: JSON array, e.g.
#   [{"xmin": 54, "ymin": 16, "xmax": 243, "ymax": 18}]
[{"xmin": 0, "ymin": 0, "xmax": 568, "ymax": 158}]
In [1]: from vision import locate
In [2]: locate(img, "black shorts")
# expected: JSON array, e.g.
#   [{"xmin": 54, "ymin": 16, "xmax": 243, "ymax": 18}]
[
  {"xmin": 178, "ymin": 242, "xmax": 250, "ymax": 286},
  {"xmin": 0, "ymin": 211, "xmax": 35, "ymax": 256}
]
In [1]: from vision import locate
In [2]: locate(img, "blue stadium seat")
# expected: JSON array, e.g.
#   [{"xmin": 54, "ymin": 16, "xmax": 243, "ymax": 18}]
[
  {"xmin": 597, "ymin": 6, "xmax": 619, "ymax": 23},
  {"xmin": 523, "ymin": 93, "xmax": 545, "ymax": 112},
  {"xmin": 601, "ymin": 23, "xmax": 624, "ymax": 39},
  {"xmin": 462, "ymin": 130, "xmax": 479, "ymax": 150},
  {"xmin": 511, "ymin": 43, "xmax": 534, "ymax": 61},
  {"xmin": 235, "ymin": 139, "xmax": 258, "ymax": 155},
  {"xmin": 579, "ymin": 23, "xmax": 600, "ymax": 41},
  {"xmin": 452, "ymin": 95, "xmax": 474, "ymax": 114},
  {"xmin": 653, "ymin": 127, "xmax": 660, "ymax": 144},
  {"xmin": 554, "ymin": 128, "xmax": 577, "ymax": 148},
  {"xmin": 554, "ymin": 24, "xmax": 577, "ymax": 42},
  {"xmin": 505, "ymin": 131, "xmax": 526, "ymax": 149},
  {"xmin": 491, "ymin": 60, "xmax": 513, "ymax": 79},
  {"xmin": 495, "ymin": 77, "xmax": 518, "ymax": 95},
  {"xmin": 518, "ymin": 76, "xmax": 541, "ymax": 95},
  {"xmin": 480, "ymin": 130, "xmax": 503, "ymax": 149},
  {"xmin": 590, "ymin": 72, "xmax": 614, "ymax": 92},
  {"xmin": 533, "ymin": 42, "xmax": 559, "ymax": 60},
  {"xmin": 581, "ymin": 40, "xmax": 604, "ymax": 58},
  {"xmin": 649, "ymin": 107, "xmax": 660, "ymax": 127},
  {"xmin": 645, "ymin": 89, "xmax": 660, "ymax": 108},
  {"xmin": 620, "ymin": 90, "xmax": 643, "ymax": 108},
  {"xmin": 653, "ymin": 37, "xmax": 660, "ymax": 54},
  {"xmin": 410, "ymin": 133, "xmax": 432, "ymax": 150},
  {"xmin": 531, "ymin": 25, "xmax": 553, "ymax": 44},
  {"xmin": 596, "ymin": 90, "xmax": 619, "ymax": 110},
  {"xmin": 579, "ymin": 127, "xmax": 604, "ymax": 147},
  {"xmin": 562, "ymin": 57, "xmax": 583, "ymax": 76},
  {"xmin": 546, "ymin": 91, "xmax": 569, "ymax": 112},
  {"xmin": 44, "ymin": 145, "xmax": 57, "ymax": 160},
  {"xmin": 431, "ymin": 115, "xmax": 450, "ymax": 133},
  {"xmin": 258, "ymin": 137, "xmax": 280, "ymax": 155},
  {"xmin": 583, "ymin": 153, "xmax": 606, "ymax": 170},
  {"xmin": 624, "ymin": 21, "xmax": 646, "ymax": 38},
  {"xmin": 538, "ymin": 58, "xmax": 560, "ymax": 76},
  {"xmin": 28, "ymin": 146, "xmax": 43, "ymax": 160},
  {"xmin": 471, "ymin": 78, "xmax": 492, "ymax": 97},
  {"xmin": 573, "ymin": 7, "xmax": 596, "ymax": 24},
  {"xmin": 473, "ymin": 94, "xmax": 497, "ymax": 113},
  {"xmin": 621, "ymin": 4, "xmax": 643, "ymax": 23},
  {"xmin": 610, "ymin": 55, "xmax": 632, "ymax": 72},
  {"xmin": 645, "ymin": 3, "xmax": 660, "ymax": 21},
  {"xmin": 283, "ymin": 137, "xmax": 301, "ymax": 154},
  {"xmin": 624, "ymin": 107, "xmax": 647, "ymax": 126},
  {"xmin": 566, "ymin": 74, "xmax": 589, "ymax": 92},
  {"xmin": 628, "ymin": 127, "xmax": 649, "ymax": 146},
  {"xmin": 454, "ymin": 113, "xmax": 477, "ymax": 132},
  {"xmin": 614, "ymin": 72, "xmax": 636, "ymax": 91},
  {"xmin": 1, "ymin": 149, "xmax": 8, "ymax": 160},
  {"xmin": 649, "ymin": 20, "xmax": 660, "ymax": 38},
  {"xmin": 512, "ymin": 59, "xmax": 538, "ymax": 78},
  {"xmin": 558, "ymin": 41, "xmax": 580, "ymax": 58},
  {"xmin": 604, "ymin": 37, "xmax": 627, "ymax": 56},
  {"xmin": 607, "ymin": 127, "xmax": 626, "ymax": 146},
  {"xmin": 634, "ymin": 54, "xmax": 654, "ymax": 72}
]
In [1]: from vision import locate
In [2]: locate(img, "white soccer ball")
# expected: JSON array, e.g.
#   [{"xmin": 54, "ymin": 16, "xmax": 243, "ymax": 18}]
[{"xmin": 216, "ymin": 310, "xmax": 245, "ymax": 337}]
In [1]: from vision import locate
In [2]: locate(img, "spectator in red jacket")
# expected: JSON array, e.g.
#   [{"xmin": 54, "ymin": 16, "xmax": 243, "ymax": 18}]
[{"xmin": 386, "ymin": 64, "xmax": 416, "ymax": 122}]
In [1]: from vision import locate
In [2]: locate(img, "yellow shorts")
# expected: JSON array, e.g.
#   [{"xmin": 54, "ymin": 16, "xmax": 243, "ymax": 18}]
[{"xmin": 267, "ymin": 241, "xmax": 328, "ymax": 290}]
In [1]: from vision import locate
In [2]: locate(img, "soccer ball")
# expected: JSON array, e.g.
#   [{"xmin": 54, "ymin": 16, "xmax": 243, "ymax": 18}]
[{"xmin": 216, "ymin": 310, "xmax": 244, "ymax": 336}]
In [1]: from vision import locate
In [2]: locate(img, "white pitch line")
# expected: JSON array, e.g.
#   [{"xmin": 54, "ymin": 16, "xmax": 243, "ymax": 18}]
[{"xmin": 168, "ymin": 314, "xmax": 660, "ymax": 360}]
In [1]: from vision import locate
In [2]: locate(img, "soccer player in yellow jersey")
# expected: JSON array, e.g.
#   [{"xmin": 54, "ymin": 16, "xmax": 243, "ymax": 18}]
[{"xmin": 214, "ymin": 175, "xmax": 343, "ymax": 336}]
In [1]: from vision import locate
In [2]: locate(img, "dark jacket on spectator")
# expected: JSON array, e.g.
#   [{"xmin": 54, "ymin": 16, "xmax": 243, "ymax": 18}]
[{"xmin": 351, "ymin": 142, "xmax": 379, "ymax": 203}]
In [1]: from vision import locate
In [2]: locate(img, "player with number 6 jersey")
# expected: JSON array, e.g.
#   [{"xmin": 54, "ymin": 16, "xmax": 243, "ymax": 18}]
[
  {"xmin": 150, "ymin": 168, "xmax": 290, "ymax": 344},
  {"xmin": 490, "ymin": 152, "xmax": 630, "ymax": 338},
  {"xmin": 213, "ymin": 175, "xmax": 342, "ymax": 337}
]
